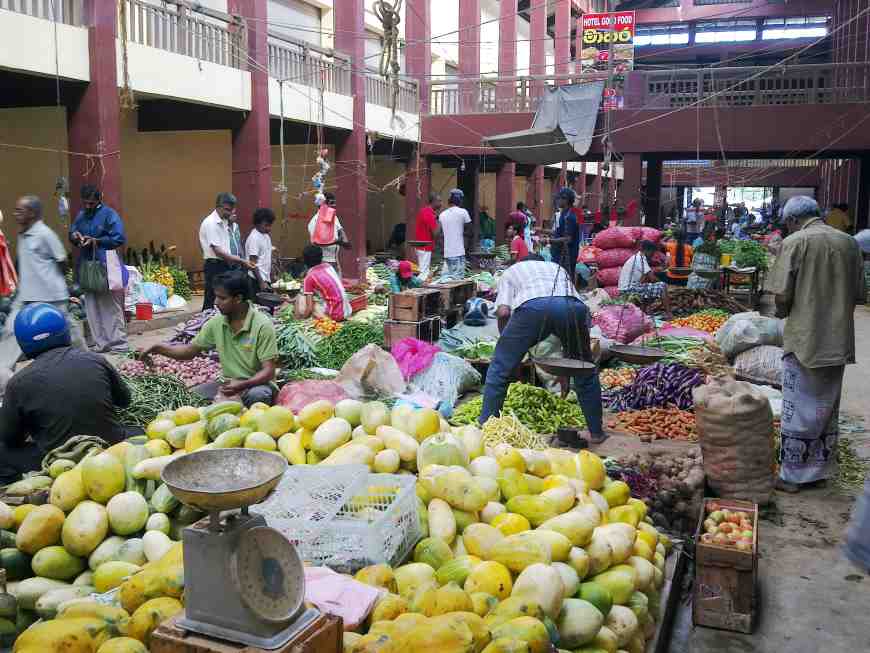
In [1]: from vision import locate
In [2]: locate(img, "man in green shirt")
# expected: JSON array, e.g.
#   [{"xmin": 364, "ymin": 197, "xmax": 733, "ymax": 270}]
[{"xmin": 140, "ymin": 271, "xmax": 278, "ymax": 406}]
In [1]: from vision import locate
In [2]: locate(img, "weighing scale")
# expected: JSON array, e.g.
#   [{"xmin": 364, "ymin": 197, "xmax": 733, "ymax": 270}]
[{"xmin": 161, "ymin": 449, "xmax": 319, "ymax": 649}]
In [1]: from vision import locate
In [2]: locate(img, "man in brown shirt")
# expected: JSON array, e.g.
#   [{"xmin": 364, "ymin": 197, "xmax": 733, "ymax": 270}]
[{"xmin": 768, "ymin": 196, "xmax": 864, "ymax": 493}]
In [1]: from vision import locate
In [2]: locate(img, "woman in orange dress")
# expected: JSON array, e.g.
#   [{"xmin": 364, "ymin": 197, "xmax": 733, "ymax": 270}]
[{"xmin": 665, "ymin": 229, "xmax": 693, "ymax": 286}]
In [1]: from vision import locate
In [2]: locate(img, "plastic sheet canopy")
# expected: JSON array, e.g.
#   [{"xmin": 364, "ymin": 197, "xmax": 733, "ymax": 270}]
[{"xmin": 482, "ymin": 81, "xmax": 605, "ymax": 165}]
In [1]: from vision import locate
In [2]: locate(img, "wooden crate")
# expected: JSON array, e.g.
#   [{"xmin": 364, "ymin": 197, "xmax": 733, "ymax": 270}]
[
  {"xmin": 443, "ymin": 306, "xmax": 463, "ymax": 328},
  {"xmin": 388, "ymin": 289, "xmax": 442, "ymax": 321},
  {"xmin": 425, "ymin": 280, "xmax": 476, "ymax": 311},
  {"xmin": 383, "ymin": 317, "xmax": 442, "ymax": 348},
  {"xmin": 150, "ymin": 612, "xmax": 342, "ymax": 653},
  {"xmin": 692, "ymin": 497, "xmax": 758, "ymax": 633}
]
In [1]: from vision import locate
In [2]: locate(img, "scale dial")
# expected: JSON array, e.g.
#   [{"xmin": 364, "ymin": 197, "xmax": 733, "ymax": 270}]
[{"xmin": 234, "ymin": 526, "xmax": 305, "ymax": 624}]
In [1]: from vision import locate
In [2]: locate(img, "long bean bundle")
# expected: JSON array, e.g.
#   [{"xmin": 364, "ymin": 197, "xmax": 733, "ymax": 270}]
[
  {"xmin": 637, "ymin": 336, "xmax": 706, "ymax": 364},
  {"xmin": 117, "ymin": 374, "xmax": 208, "ymax": 426}
]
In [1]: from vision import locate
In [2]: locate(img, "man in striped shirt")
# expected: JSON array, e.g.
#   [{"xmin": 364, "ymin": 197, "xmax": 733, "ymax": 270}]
[{"xmin": 479, "ymin": 254, "xmax": 605, "ymax": 444}]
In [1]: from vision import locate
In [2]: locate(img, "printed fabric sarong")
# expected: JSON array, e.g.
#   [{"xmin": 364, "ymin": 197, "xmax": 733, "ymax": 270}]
[{"xmin": 779, "ymin": 353, "xmax": 844, "ymax": 484}]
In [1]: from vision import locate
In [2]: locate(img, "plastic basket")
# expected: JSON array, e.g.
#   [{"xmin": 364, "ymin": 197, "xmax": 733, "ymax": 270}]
[
  {"xmin": 250, "ymin": 464, "xmax": 369, "ymax": 544},
  {"xmin": 297, "ymin": 473, "xmax": 420, "ymax": 573}
]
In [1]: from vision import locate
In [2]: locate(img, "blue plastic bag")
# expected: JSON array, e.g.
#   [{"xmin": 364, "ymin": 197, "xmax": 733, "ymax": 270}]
[{"xmin": 140, "ymin": 281, "xmax": 168, "ymax": 308}]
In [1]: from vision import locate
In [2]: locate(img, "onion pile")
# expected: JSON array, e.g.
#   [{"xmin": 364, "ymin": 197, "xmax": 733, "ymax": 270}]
[{"xmin": 118, "ymin": 354, "xmax": 221, "ymax": 388}]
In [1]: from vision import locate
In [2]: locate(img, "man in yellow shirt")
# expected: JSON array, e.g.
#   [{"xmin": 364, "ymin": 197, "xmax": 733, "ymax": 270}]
[{"xmin": 826, "ymin": 203, "xmax": 852, "ymax": 233}]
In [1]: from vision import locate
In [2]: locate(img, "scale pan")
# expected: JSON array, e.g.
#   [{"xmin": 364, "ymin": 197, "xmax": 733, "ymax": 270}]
[
  {"xmin": 162, "ymin": 449, "xmax": 287, "ymax": 512},
  {"xmin": 610, "ymin": 345, "xmax": 668, "ymax": 364},
  {"xmin": 533, "ymin": 357, "xmax": 596, "ymax": 376}
]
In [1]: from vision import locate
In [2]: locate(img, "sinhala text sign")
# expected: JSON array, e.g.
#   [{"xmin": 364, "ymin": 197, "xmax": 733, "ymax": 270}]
[{"xmin": 579, "ymin": 11, "xmax": 635, "ymax": 110}]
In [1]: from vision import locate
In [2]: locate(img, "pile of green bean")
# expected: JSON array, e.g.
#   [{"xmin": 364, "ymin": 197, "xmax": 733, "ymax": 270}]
[
  {"xmin": 640, "ymin": 336, "xmax": 707, "ymax": 364},
  {"xmin": 450, "ymin": 383, "xmax": 587, "ymax": 434},
  {"xmin": 117, "ymin": 374, "xmax": 208, "ymax": 426},
  {"xmin": 313, "ymin": 319, "xmax": 385, "ymax": 370}
]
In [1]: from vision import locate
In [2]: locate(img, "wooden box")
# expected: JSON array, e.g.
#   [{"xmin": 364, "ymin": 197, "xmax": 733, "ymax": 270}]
[
  {"xmin": 692, "ymin": 497, "xmax": 758, "ymax": 633},
  {"xmin": 383, "ymin": 316, "xmax": 442, "ymax": 348},
  {"xmin": 443, "ymin": 306, "xmax": 463, "ymax": 329},
  {"xmin": 388, "ymin": 289, "xmax": 442, "ymax": 321},
  {"xmin": 150, "ymin": 612, "xmax": 342, "ymax": 653},
  {"xmin": 425, "ymin": 280, "xmax": 476, "ymax": 311}
]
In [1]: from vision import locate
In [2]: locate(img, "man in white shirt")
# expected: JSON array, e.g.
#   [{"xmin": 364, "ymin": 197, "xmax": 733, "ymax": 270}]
[
  {"xmin": 439, "ymin": 188, "xmax": 471, "ymax": 278},
  {"xmin": 199, "ymin": 192, "xmax": 254, "ymax": 311},
  {"xmin": 479, "ymin": 254, "xmax": 605, "ymax": 444},
  {"xmin": 308, "ymin": 192, "xmax": 346, "ymax": 276},
  {"xmin": 618, "ymin": 240, "xmax": 672, "ymax": 317},
  {"xmin": 245, "ymin": 208, "xmax": 275, "ymax": 291},
  {"xmin": 683, "ymin": 198, "xmax": 703, "ymax": 240}
]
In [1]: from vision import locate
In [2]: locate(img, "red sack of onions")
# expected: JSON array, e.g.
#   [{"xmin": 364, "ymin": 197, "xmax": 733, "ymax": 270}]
[
  {"xmin": 593, "ymin": 227, "xmax": 635, "ymax": 249},
  {"xmin": 595, "ymin": 247, "xmax": 635, "ymax": 269}
]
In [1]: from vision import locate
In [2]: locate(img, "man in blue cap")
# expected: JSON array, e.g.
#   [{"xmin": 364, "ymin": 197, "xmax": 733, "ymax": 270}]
[
  {"xmin": 551, "ymin": 188, "xmax": 580, "ymax": 281},
  {"xmin": 0, "ymin": 303, "xmax": 132, "ymax": 482},
  {"xmin": 438, "ymin": 188, "xmax": 471, "ymax": 278}
]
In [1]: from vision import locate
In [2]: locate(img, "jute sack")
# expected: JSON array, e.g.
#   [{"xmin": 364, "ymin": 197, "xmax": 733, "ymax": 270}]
[{"xmin": 693, "ymin": 377, "xmax": 774, "ymax": 505}]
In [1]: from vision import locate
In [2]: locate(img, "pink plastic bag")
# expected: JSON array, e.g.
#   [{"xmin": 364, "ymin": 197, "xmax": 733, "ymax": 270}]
[
  {"xmin": 593, "ymin": 303, "xmax": 652, "ymax": 343},
  {"xmin": 579, "ymin": 245, "xmax": 602, "ymax": 264},
  {"xmin": 595, "ymin": 248, "xmax": 635, "ymax": 269},
  {"xmin": 276, "ymin": 380, "xmax": 349, "ymax": 413},
  {"xmin": 630, "ymin": 227, "xmax": 644, "ymax": 241},
  {"xmin": 392, "ymin": 338, "xmax": 440, "ymax": 381},
  {"xmin": 593, "ymin": 227, "xmax": 635, "ymax": 249},
  {"xmin": 596, "ymin": 267, "xmax": 621, "ymax": 287},
  {"xmin": 304, "ymin": 567, "xmax": 383, "ymax": 631},
  {"xmin": 640, "ymin": 227, "xmax": 662, "ymax": 243}
]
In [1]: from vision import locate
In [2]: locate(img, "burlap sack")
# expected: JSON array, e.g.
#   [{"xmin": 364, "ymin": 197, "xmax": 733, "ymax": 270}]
[{"xmin": 693, "ymin": 377, "xmax": 775, "ymax": 505}]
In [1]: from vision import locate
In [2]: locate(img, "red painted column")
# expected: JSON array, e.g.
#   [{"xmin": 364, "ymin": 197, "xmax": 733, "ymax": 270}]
[
  {"xmin": 228, "ymin": 0, "xmax": 270, "ymax": 229},
  {"xmin": 593, "ymin": 163, "xmax": 603, "ymax": 211},
  {"xmin": 555, "ymin": 0, "xmax": 571, "ymax": 82},
  {"xmin": 406, "ymin": 0, "xmax": 431, "ymax": 114},
  {"xmin": 458, "ymin": 0, "xmax": 480, "ymax": 112},
  {"xmin": 526, "ymin": 167, "xmax": 545, "ymax": 221},
  {"xmin": 645, "ymin": 158, "xmax": 663, "ymax": 228},
  {"xmin": 618, "ymin": 153, "xmax": 642, "ymax": 223},
  {"xmin": 497, "ymin": 0, "xmax": 517, "ymax": 109},
  {"xmin": 334, "ymin": 0, "xmax": 368, "ymax": 280},
  {"xmin": 68, "ymin": 0, "xmax": 122, "ymax": 215},
  {"xmin": 529, "ymin": 0, "xmax": 547, "ymax": 101},
  {"xmin": 405, "ymin": 151, "xmax": 431, "ymax": 235},
  {"xmin": 496, "ymin": 162, "xmax": 516, "ymax": 244}
]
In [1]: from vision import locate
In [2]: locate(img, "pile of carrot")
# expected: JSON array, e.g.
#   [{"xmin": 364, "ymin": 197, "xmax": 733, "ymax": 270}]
[
  {"xmin": 608, "ymin": 406, "xmax": 698, "ymax": 442},
  {"xmin": 670, "ymin": 309, "xmax": 729, "ymax": 334},
  {"xmin": 600, "ymin": 367, "xmax": 637, "ymax": 390}
]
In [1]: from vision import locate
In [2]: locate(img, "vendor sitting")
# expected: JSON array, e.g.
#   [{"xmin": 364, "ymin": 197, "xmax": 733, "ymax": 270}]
[
  {"xmin": 141, "ymin": 271, "xmax": 278, "ymax": 407},
  {"xmin": 618, "ymin": 240, "xmax": 672, "ymax": 318},
  {"xmin": 390, "ymin": 260, "xmax": 424, "ymax": 292},
  {"xmin": 302, "ymin": 245, "xmax": 351, "ymax": 321},
  {"xmin": 507, "ymin": 224, "xmax": 529, "ymax": 263},
  {"xmin": 478, "ymin": 254, "xmax": 606, "ymax": 445},
  {"xmin": 0, "ymin": 303, "xmax": 132, "ymax": 482}
]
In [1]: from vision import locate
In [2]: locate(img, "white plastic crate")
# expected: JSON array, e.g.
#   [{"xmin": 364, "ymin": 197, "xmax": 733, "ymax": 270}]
[
  {"xmin": 250, "ymin": 464, "xmax": 369, "ymax": 544},
  {"xmin": 298, "ymin": 473, "xmax": 420, "ymax": 573}
]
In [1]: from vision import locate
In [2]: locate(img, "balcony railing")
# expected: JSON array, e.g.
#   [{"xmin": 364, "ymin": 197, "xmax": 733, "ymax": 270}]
[
  {"xmin": 366, "ymin": 74, "xmax": 419, "ymax": 113},
  {"xmin": 122, "ymin": 0, "xmax": 244, "ymax": 69},
  {"xmin": 637, "ymin": 63, "xmax": 870, "ymax": 107},
  {"xmin": 0, "ymin": 0, "xmax": 82, "ymax": 25},
  {"xmin": 268, "ymin": 35, "xmax": 351, "ymax": 96},
  {"xmin": 428, "ymin": 74, "xmax": 589, "ymax": 115}
]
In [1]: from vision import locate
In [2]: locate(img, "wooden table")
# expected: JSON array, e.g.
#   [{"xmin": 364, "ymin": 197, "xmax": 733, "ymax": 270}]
[{"xmin": 720, "ymin": 265, "xmax": 762, "ymax": 308}]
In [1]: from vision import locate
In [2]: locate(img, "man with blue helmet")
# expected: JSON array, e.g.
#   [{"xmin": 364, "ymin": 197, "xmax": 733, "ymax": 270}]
[{"xmin": 0, "ymin": 303, "xmax": 131, "ymax": 482}]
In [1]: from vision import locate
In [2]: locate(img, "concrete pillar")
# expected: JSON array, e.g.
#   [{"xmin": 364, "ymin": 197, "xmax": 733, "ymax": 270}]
[
  {"xmin": 496, "ymin": 162, "xmax": 516, "ymax": 244},
  {"xmin": 593, "ymin": 163, "xmax": 603, "ymax": 211},
  {"xmin": 645, "ymin": 158, "xmax": 663, "ymax": 228},
  {"xmin": 856, "ymin": 155, "xmax": 870, "ymax": 231},
  {"xmin": 458, "ymin": 0, "xmax": 480, "ymax": 112},
  {"xmin": 526, "ymin": 167, "xmax": 545, "ymax": 221},
  {"xmin": 406, "ymin": 0, "xmax": 431, "ymax": 114},
  {"xmin": 405, "ymin": 151, "xmax": 431, "ymax": 236},
  {"xmin": 618, "ymin": 154, "xmax": 642, "ymax": 220},
  {"xmin": 228, "ymin": 0, "xmax": 270, "ymax": 230},
  {"xmin": 555, "ymin": 0, "xmax": 571, "ymax": 81},
  {"xmin": 68, "ymin": 0, "xmax": 122, "ymax": 215},
  {"xmin": 497, "ymin": 0, "xmax": 517, "ymax": 109},
  {"xmin": 529, "ymin": 0, "xmax": 547, "ymax": 100},
  {"xmin": 334, "ymin": 0, "xmax": 368, "ymax": 279},
  {"xmin": 457, "ymin": 159, "xmax": 480, "ymax": 246}
]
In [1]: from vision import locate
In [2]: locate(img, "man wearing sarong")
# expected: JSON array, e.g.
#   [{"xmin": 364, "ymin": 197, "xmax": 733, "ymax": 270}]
[{"xmin": 768, "ymin": 196, "xmax": 864, "ymax": 493}]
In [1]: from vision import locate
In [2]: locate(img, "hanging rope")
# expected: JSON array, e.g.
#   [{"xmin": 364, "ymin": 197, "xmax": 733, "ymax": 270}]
[
  {"xmin": 118, "ymin": 0, "xmax": 137, "ymax": 110},
  {"xmin": 374, "ymin": 0, "xmax": 403, "ymax": 120}
]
